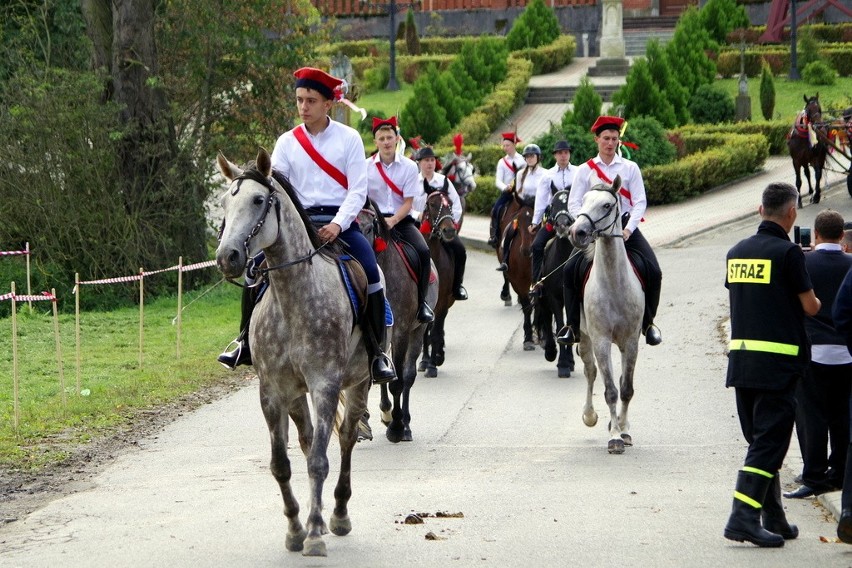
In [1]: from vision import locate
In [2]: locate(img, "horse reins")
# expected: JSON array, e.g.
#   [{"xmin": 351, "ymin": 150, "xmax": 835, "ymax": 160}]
[
  {"xmin": 575, "ymin": 187, "xmax": 621, "ymax": 239},
  {"xmin": 426, "ymin": 193, "xmax": 454, "ymax": 240},
  {"xmin": 220, "ymin": 171, "xmax": 328, "ymax": 287}
]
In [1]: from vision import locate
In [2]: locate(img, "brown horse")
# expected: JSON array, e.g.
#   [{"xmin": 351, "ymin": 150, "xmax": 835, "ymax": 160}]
[
  {"xmin": 419, "ymin": 191, "xmax": 458, "ymax": 378},
  {"xmin": 788, "ymin": 93, "xmax": 828, "ymax": 208},
  {"xmin": 498, "ymin": 198, "xmax": 536, "ymax": 350},
  {"xmin": 357, "ymin": 203, "xmax": 438, "ymax": 443},
  {"xmin": 495, "ymin": 193, "xmax": 525, "ymax": 306}
]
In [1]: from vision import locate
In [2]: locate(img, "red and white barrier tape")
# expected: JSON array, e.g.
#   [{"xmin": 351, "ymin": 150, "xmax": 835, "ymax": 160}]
[
  {"xmin": 0, "ymin": 250, "xmax": 29, "ymax": 257},
  {"xmin": 74, "ymin": 259, "xmax": 219, "ymax": 293},
  {"xmin": 0, "ymin": 291, "xmax": 56, "ymax": 303}
]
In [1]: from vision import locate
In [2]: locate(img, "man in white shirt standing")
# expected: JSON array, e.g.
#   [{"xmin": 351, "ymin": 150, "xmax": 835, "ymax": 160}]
[
  {"xmin": 488, "ymin": 132, "xmax": 526, "ymax": 248},
  {"xmin": 529, "ymin": 140, "xmax": 576, "ymax": 296},
  {"xmin": 366, "ymin": 116, "xmax": 434, "ymax": 323},
  {"xmin": 557, "ymin": 115, "xmax": 662, "ymax": 347}
]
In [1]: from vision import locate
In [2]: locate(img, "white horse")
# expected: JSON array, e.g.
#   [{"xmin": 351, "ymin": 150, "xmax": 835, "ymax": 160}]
[
  {"xmin": 568, "ymin": 175, "xmax": 644, "ymax": 454},
  {"xmin": 215, "ymin": 148, "xmax": 371, "ymax": 557}
]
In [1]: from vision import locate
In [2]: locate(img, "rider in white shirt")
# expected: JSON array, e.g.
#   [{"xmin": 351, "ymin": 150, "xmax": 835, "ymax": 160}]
[
  {"xmin": 529, "ymin": 140, "xmax": 577, "ymax": 295},
  {"xmin": 366, "ymin": 116, "xmax": 434, "ymax": 323},
  {"xmin": 488, "ymin": 132, "xmax": 526, "ymax": 248},
  {"xmin": 497, "ymin": 143, "xmax": 544, "ymax": 272}
]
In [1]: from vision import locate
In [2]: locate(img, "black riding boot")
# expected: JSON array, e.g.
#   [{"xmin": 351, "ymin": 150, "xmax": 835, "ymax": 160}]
[
  {"xmin": 556, "ymin": 288, "xmax": 581, "ymax": 346},
  {"xmin": 452, "ymin": 245, "xmax": 468, "ymax": 300},
  {"xmin": 363, "ymin": 290, "xmax": 396, "ymax": 384},
  {"xmin": 762, "ymin": 473, "xmax": 799, "ymax": 539},
  {"xmin": 496, "ymin": 229, "xmax": 515, "ymax": 272},
  {"xmin": 724, "ymin": 469, "xmax": 785, "ymax": 547},
  {"xmin": 642, "ymin": 280, "xmax": 662, "ymax": 346},
  {"xmin": 218, "ymin": 285, "xmax": 256, "ymax": 369},
  {"xmin": 488, "ymin": 204, "xmax": 502, "ymax": 248},
  {"xmin": 416, "ymin": 257, "xmax": 435, "ymax": 323}
]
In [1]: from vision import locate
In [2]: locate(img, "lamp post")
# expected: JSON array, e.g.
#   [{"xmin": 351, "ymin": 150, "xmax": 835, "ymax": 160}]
[
  {"xmin": 790, "ymin": 0, "xmax": 800, "ymax": 80},
  {"xmin": 361, "ymin": 0, "xmax": 420, "ymax": 91}
]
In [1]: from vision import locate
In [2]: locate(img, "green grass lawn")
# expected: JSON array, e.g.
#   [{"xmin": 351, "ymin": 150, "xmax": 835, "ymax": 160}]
[
  {"xmin": 0, "ymin": 279, "xmax": 243, "ymax": 470},
  {"xmin": 715, "ymin": 75, "xmax": 852, "ymax": 121}
]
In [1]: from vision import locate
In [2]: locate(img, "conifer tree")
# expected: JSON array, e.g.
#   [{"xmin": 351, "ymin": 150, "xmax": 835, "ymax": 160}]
[
  {"xmin": 400, "ymin": 66, "xmax": 450, "ymax": 142},
  {"xmin": 759, "ymin": 62, "xmax": 776, "ymax": 120},
  {"xmin": 506, "ymin": 0, "xmax": 560, "ymax": 51},
  {"xmin": 611, "ymin": 59, "xmax": 677, "ymax": 128}
]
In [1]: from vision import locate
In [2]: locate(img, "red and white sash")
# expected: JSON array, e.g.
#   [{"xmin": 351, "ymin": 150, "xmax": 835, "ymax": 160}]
[
  {"xmin": 375, "ymin": 161, "xmax": 403, "ymax": 197},
  {"xmin": 586, "ymin": 159, "xmax": 633, "ymax": 206},
  {"xmin": 293, "ymin": 125, "xmax": 348, "ymax": 189}
]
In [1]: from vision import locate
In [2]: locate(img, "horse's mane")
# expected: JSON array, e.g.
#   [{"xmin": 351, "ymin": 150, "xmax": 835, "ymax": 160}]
[
  {"xmin": 249, "ymin": 166, "xmax": 342, "ymax": 259},
  {"xmin": 367, "ymin": 198, "xmax": 392, "ymax": 240}
]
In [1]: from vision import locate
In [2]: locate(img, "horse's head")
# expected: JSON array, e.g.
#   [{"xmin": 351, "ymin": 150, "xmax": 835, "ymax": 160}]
[
  {"xmin": 804, "ymin": 93, "xmax": 822, "ymax": 125},
  {"xmin": 569, "ymin": 175, "xmax": 622, "ymax": 249},
  {"xmin": 423, "ymin": 192, "xmax": 456, "ymax": 242},
  {"xmin": 356, "ymin": 200, "xmax": 389, "ymax": 253},
  {"xmin": 215, "ymin": 148, "xmax": 281, "ymax": 279},
  {"xmin": 548, "ymin": 189, "xmax": 573, "ymax": 238},
  {"xmin": 443, "ymin": 153, "xmax": 477, "ymax": 197}
]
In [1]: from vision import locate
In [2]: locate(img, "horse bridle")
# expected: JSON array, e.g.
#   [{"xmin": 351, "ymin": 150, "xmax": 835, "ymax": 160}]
[
  {"xmin": 575, "ymin": 186, "xmax": 621, "ymax": 239},
  {"xmin": 548, "ymin": 190, "xmax": 573, "ymax": 228},
  {"xmin": 218, "ymin": 170, "xmax": 326, "ymax": 286},
  {"xmin": 425, "ymin": 192, "xmax": 454, "ymax": 239}
]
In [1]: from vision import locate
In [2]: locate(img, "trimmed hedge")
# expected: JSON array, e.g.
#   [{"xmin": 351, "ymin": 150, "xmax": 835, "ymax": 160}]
[
  {"xmin": 717, "ymin": 45, "xmax": 852, "ymax": 77},
  {"xmin": 644, "ymin": 133, "xmax": 769, "ymax": 204},
  {"xmin": 509, "ymin": 34, "xmax": 576, "ymax": 75},
  {"xmin": 676, "ymin": 120, "xmax": 789, "ymax": 154},
  {"xmin": 725, "ymin": 23, "xmax": 852, "ymax": 45},
  {"xmin": 318, "ymin": 36, "xmax": 486, "ymax": 58}
]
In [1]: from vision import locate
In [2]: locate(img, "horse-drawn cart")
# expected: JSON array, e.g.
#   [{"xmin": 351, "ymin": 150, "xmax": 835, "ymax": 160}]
[{"xmin": 820, "ymin": 107, "xmax": 852, "ymax": 198}]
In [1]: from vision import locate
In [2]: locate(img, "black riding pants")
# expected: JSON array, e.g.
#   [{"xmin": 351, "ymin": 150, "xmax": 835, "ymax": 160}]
[
  {"xmin": 389, "ymin": 215, "xmax": 431, "ymax": 305},
  {"xmin": 490, "ymin": 191, "xmax": 514, "ymax": 238},
  {"xmin": 531, "ymin": 225, "xmax": 555, "ymax": 283},
  {"xmin": 443, "ymin": 238, "xmax": 466, "ymax": 291},
  {"xmin": 735, "ymin": 384, "xmax": 798, "ymax": 474}
]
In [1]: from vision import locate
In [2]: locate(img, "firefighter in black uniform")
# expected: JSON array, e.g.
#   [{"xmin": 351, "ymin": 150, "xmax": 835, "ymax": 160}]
[{"xmin": 723, "ymin": 182, "xmax": 821, "ymax": 548}]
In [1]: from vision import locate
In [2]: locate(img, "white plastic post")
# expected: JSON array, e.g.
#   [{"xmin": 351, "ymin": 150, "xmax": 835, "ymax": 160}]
[
  {"xmin": 176, "ymin": 257, "xmax": 183, "ymax": 360},
  {"xmin": 25, "ymin": 242, "xmax": 32, "ymax": 312}
]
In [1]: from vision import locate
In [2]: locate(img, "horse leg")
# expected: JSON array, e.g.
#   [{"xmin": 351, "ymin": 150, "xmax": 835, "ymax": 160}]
[
  {"xmin": 793, "ymin": 165, "xmax": 804, "ymax": 209},
  {"xmin": 433, "ymin": 317, "xmax": 446, "ymax": 367},
  {"xmin": 262, "ymin": 392, "xmax": 308, "ymax": 552},
  {"xmin": 812, "ymin": 163, "xmax": 823, "ymax": 204},
  {"xmin": 579, "ymin": 331, "xmax": 598, "ymax": 428},
  {"xmin": 593, "ymin": 341, "xmax": 624, "ymax": 454},
  {"xmin": 617, "ymin": 342, "xmax": 639, "ymax": 447},
  {"xmin": 421, "ymin": 323, "xmax": 438, "ymax": 378},
  {"xmin": 554, "ymin": 308, "xmax": 574, "ymax": 377},
  {"xmin": 385, "ymin": 375, "xmax": 406, "ymax": 443},
  {"xmin": 330, "ymin": 380, "xmax": 370, "ymax": 540},
  {"xmin": 379, "ymin": 383, "xmax": 392, "ymax": 425},
  {"xmin": 301, "ymin": 384, "xmax": 342, "ymax": 557},
  {"xmin": 521, "ymin": 296, "xmax": 535, "ymax": 350},
  {"xmin": 501, "ymin": 275, "xmax": 512, "ymax": 306},
  {"xmin": 540, "ymin": 305, "xmax": 557, "ymax": 363}
]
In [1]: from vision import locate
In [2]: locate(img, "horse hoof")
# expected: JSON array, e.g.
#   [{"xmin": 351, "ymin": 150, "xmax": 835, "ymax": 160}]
[
  {"xmin": 500, "ymin": 291, "xmax": 511, "ymax": 302},
  {"xmin": 608, "ymin": 439, "xmax": 625, "ymax": 454},
  {"xmin": 330, "ymin": 515, "xmax": 352, "ymax": 536},
  {"xmin": 286, "ymin": 529, "xmax": 307, "ymax": 552},
  {"xmin": 302, "ymin": 537, "xmax": 327, "ymax": 557},
  {"xmin": 544, "ymin": 346, "xmax": 557, "ymax": 362},
  {"xmin": 523, "ymin": 341, "xmax": 536, "ymax": 351},
  {"xmin": 812, "ymin": 193, "xmax": 821, "ymax": 204},
  {"xmin": 425, "ymin": 367, "xmax": 437, "ymax": 378},
  {"xmin": 417, "ymin": 360, "xmax": 427, "ymax": 372},
  {"xmin": 504, "ymin": 299, "xmax": 513, "ymax": 306},
  {"xmin": 433, "ymin": 353, "xmax": 445, "ymax": 366},
  {"xmin": 380, "ymin": 409, "xmax": 392, "ymax": 426},
  {"xmin": 386, "ymin": 426, "xmax": 404, "ymax": 444},
  {"xmin": 583, "ymin": 412, "xmax": 598, "ymax": 427},
  {"xmin": 557, "ymin": 367, "xmax": 571, "ymax": 378},
  {"xmin": 402, "ymin": 425, "xmax": 413, "ymax": 442},
  {"xmin": 621, "ymin": 433, "xmax": 633, "ymax": 446}
]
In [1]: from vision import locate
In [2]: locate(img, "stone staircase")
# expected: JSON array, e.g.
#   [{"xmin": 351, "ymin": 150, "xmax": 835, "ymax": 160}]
[
  {"xmin": 525, "ymin": 84, "xmax": 621, "ymax": 104},
  {"xmin": 623, "ymin": 16, "xmax": 678, "ymax": 57}
]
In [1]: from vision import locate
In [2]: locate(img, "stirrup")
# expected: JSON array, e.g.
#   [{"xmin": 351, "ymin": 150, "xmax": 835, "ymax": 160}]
[
  {"xmin": 370, "ymin": 353, "xmax": 396, "ymax": 385},
  {"xmin": 417, "ymin": 302, "xmax": 435, "ymax": 323},
  {"xmin": 496, "ymin": 262, "xmax": 508, "ymax": 272},
  {"xmin": 217, "ymin": 338, "xmax": 251, "ymax": 369},
  {"xmin": 556, "ymin": 325, "xmax": 577, "ymax": 346}
]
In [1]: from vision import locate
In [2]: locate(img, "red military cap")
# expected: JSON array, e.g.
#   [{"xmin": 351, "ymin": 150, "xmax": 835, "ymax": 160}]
[
  {"xmin": 371, "ymin": 116, "xmax": 398, "ymax": 135},
  {"xmin": 501, "ymin": 132, "xmax": 521, "ymax": 143},
  {"xmin": 590, "ymin": 115, "xmax": 625, "ymax": 135},
  {"xmin": 293, "ymin": 67, "xmax": 343, "ymax": 100}
]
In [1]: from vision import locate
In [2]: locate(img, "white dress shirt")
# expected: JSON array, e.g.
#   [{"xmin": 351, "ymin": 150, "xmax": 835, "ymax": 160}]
[
  {"xmin": 516, "ymin": 165, "xmax": 545, "ymax": 201},
  {"xmin": 495, "ymin": 153, "xmax": 526, "ymax": 192},
  {"xmin": 568, "ymin": 154, "xmax": 647, "ymax": 235},
  {"xmin": 534, "ymin": 164, "xmax": 576, "ymax": 225},
  {"xmin": 366, "ymin": 153, "xmax": 420, "ymax": 216},
  {"xmin": 270, "ymin": 118, "xmax": 367, "ymax": 230}
]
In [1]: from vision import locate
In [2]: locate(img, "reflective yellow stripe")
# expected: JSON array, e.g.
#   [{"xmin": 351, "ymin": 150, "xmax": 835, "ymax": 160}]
[
  {"xmin": 742, "ymin": 466, "xmax": 773, "ymax": 478},
  {"xmin": 734, "ymin": 491, "xmax": 763, "ymax": 509},
  {"xmin": 728, "ymin": 339, "xmax": 799, "ymax": 356}
]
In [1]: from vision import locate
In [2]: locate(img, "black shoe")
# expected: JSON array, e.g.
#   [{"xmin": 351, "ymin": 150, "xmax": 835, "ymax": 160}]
[
  {"xmin": 217, "ymin": 339, "xmax": 251, "ymax": 369},
  {"xmin": 556, "ymin": 325, "xmax": 577, "ymax": 346},
  {"xmin": 783, "ymin": 485, "xmax": 818, "ymax": 499},
  {"xmin": 487, "ymin": 236, "xmax": 498, "ymax": 248},
  {"xmin": 453, "ymin": 286, "xmax": 468, "ymax": 301},
  {"xmin": 496, "ymin": 262, "xmax": 508, "ymax": 272},
  {"xmin": 417, "ymin": 302, "xmax": 435, "ymax": 323},
  {"xmin": 370, "ymin": 354, "xmax": 396, "ymax": 385},
  {"xmin": 644, "ymin": 324, "xmax": 662, "ymax": 346},
  {"xmin": 839, "ymin": 508, "xmax": 852, "ymax": 544}
]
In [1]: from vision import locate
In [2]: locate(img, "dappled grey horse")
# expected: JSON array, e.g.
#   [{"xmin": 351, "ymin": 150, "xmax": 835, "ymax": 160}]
[
  {"xmin": 568, "ymin": 175, "xmax": 643, "ymax": 454},
  {"xmin": 215, "ymin": 148, "xmax": 371, "ymax": 557}
]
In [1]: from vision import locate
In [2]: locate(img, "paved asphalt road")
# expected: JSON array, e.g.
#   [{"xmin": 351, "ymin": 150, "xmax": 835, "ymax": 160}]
[{"xmin": 3, "ymin": 184, "xmax": 852, "ymax": 567}]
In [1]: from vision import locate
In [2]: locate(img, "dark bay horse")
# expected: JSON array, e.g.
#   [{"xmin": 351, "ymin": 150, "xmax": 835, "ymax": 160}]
[
  {"xmin": 568, "ymin": 175, "xmax": 643, "ymax": 454},
  {"xmin": 533, "ymin": 190, "xmax": 576, "ymax": 377},
  {"xmin": 495, "ymin": 193, "xmax": 525, "ymax": 306},
  {"xmin": 215, "ymin": 149, "xmax": 370, "ymax": 557},
  {"xmin": 498, "ymin": 198, "xmax": 536, "ymax": 350},
  {"xmin": 357, "ymin": 203, "xmax": 437, "ymax": 443},
  {"xmin": 419, "ymin": 191, "xmax": 458, "ymax": 378},
  {"xmin": 788, "ymin": 93, "xmax": 828, "ymax": 208}
]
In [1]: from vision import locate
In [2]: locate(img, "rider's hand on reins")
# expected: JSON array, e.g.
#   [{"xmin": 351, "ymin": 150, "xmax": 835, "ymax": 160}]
[
  {"xmin": 622, "ymin": 228, "xmax": 632, "ymax": 241},
  {"xmin": 319, "ymin": 223, "xmax": 341, "ymax": 243}
]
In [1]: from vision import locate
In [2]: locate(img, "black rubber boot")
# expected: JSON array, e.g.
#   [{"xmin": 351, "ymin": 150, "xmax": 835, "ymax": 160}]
[
  {"xmin": 452, "ymin": 246, "xmax": 468, "ymax": 300},
  {"xmin": 724, "ymin": 469, "xmax": 785, "ymax": 547},
  {"xmin": 642, "ymin": 279, "xmax": 662, "ymax": 345},
  {"xmin": 762, "ymin": 473, "xmax": 799, "ymax": 540},
  {"xmin": 488, "ymin": 205, "xmax": 501, "ymax": 248},
  {"xmin": 556, "ymin": 286, "xmax": 581, "ymax": 346},
  {"xmin": 217, "ymin": 285, "xmax": 256, "ymax": 369},
  {"xmin": 497, "ymin": 229, "xmax": 514, "ymax": 272},
  {"xmin": 363, "ymin": 290, "xmax": 396, "ymax": 384}
]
